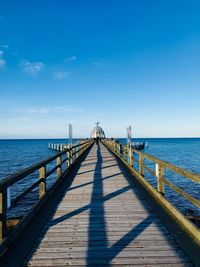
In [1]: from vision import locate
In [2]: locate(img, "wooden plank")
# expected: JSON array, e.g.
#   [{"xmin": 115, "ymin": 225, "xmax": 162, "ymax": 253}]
[
  {"xmin": 31, "ymin": 252, "xmax": 188, "ymax": 260},
  {"xmin": 27, "ymin": 258, "xmax": 191, "ymax": 266},
  {"xmin": 30, "ymin": 240, "xmax": 179, "ymax": 248},
  {"xmin": 32, "ymin": 244, "xmax": 180, "ymax": 252},
  {"xmin": 24, "ymin": 143, "xmax": 192, "ymax": 266}
]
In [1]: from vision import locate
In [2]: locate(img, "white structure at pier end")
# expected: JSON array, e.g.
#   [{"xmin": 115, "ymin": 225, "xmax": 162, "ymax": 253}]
[{"xmin": 91, "ymin": 122, "xmax": 105, "ymax": 139}]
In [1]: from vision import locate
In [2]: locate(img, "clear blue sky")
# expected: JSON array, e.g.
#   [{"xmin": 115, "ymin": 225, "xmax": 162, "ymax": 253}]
[{"xmin": 0, "ymin": 0, "xmax": 200, "ymax": 138}]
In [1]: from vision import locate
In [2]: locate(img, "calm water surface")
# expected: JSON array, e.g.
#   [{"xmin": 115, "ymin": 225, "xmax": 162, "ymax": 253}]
[
  {"xmin": 0, "ymin": 138, "xmax": 200, "ymax": 217},
  {"xmin": 120, "ymin": 138, "xmax": 200, "ymax": 216},
  {"xmin": 0, "ymin": 139, "xmax": 79, "ymax": 217}
]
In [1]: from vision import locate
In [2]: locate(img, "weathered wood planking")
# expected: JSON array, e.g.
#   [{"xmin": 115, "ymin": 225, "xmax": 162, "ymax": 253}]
[{"xmin": 24, "ymin": 144, "xmax": 192, "ymax": 266}]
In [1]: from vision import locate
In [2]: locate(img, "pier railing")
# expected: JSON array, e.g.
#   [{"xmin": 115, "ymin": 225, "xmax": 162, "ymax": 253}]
[
  {"xmin": 103, "ymin": 139, "xmax": 200, "ymax": 245},
  {"xmin": 0, "ymin": 140, "xmax": 93, "ymax": 242}
]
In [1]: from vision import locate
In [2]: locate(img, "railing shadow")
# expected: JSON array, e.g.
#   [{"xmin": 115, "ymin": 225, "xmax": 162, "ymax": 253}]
[
  {"xmin": 86, "ymin": 143, "xmax": 108, "ymax": 265},
  {"xmin": 0, "ymin": 143, "xmax": 94, "ymax": 267},
  {"xmin": 86, "ymin": 144, "xmax": 154, "ymax": 266},
  {"xmin": 65, "ymin": 172, "xmax": 122, "ymax": 192},
  {"xmin": 77, "ymin": 163, "xmax": 119, "ymax": 176},
  {"xmin": 23, "ymin": 143, "xmax": 173, "ymax": 266}
]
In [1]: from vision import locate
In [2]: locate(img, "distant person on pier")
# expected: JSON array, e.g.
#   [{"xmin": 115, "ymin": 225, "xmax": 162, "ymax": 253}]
[
  {"xmin": 95, "ymin": 137, "xmax": 100, "ymax": 145},
  {"xmin": 91, "ymin": 121, "xmax": 105, "ymax": 145}
]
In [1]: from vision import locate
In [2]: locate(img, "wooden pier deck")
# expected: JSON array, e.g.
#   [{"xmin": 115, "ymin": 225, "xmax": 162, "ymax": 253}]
[{"xmin": 24, "ymin": 143, "xmax": 191, "ymax": 266}]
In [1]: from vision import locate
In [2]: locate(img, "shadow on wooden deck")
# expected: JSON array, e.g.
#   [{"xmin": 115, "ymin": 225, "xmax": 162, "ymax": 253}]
[
  {"xmin": 24, "ymin": 144, "xmax": 182, "ymax": 266},
  {"xmin": 0, "ymin": 146, "xmax": 92, "ymax": 267},
  {"xmin": 0, "ymin": 143, "xmax": 193, "ymax": 266},
  {"xmin": 85, "ymin": 144, "xmax": 154, "ymax": 266}
]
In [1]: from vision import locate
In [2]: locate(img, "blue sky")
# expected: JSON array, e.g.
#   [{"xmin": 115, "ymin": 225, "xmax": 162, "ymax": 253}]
[{"xmin": 0, "ymin": 0, "xmax": 200, "ymax": 138}]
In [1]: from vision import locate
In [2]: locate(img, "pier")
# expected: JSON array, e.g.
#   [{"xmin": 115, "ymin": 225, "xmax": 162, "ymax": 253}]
[{"xmin": 0, "ymin": 139, "xmax": 200, "ymax": 266}]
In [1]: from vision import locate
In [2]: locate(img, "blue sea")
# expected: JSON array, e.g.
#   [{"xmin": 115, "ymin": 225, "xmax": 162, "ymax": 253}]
[
  {"xmin": 0, "ymin": 139, "xmax": 80, "ymax": 218},
  {"xmin": 0, "ymin": 138, "xmax": 200, "ymax": 218}
]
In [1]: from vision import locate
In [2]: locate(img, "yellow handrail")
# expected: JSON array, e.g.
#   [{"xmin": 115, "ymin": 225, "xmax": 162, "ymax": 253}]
[
  {"xmin": 103, "ymin": 139, "xmax": 200, "ymax": 217},
  {"xmin": 0, "ymin": 140, "xmax": 94, "ymax": 241}
]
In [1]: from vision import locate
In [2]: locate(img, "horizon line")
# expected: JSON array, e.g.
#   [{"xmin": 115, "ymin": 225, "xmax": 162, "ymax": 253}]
[{"xmin": 0, "ymin": 136, "xmax": 200, "ymax": 140}]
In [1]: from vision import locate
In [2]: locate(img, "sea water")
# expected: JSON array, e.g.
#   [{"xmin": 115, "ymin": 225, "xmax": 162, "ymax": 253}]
[
  {"xmin": 120, "ymin": 138, "xmax": 200, "ymax": 216},
  {"xmin": 0, "ymin": 138, "xmax": 200, "ymax": 217},
  {"xmin": 0, "ymin": 139, "xmax": 79, "ymax": 217}
]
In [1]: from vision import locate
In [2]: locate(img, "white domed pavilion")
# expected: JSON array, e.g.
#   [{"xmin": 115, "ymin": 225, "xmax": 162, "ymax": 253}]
[{"xmin": 91, "ymin": 122, "xmax": 105, "ymax": 139}]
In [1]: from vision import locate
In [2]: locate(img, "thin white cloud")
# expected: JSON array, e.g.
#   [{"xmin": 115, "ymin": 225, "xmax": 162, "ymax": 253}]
[
  {"xmin": 21, "ymin": 60, "xmax": 45, "ymax": 77},
  {"xmin": 66, "ymin": 56, "xmax": 77, "ymax": 62},
  {"xmin": 1, "ymin": 44, "xmax": 9, "ymax": 49},
  {"xmin": 92, "ymin": 61, "xmax": 104, "ymax": 66},
  {"xmin": 0, "ymin": 58, "xmax": 5, "ymax": 68},
  {"xmin": 54, "ymin": 71, "xmax": 70, "ymax": 80},
  {"xmin": 0, "ymin": 50, "xmax": 5, "ymax": 68},
  {"xmin": 17, "ymin": 106, "xmax": 83, "ymax": 114},
  {"xmin": 25, "ymin": 108, "xmax": 50, "ymax": 114}
]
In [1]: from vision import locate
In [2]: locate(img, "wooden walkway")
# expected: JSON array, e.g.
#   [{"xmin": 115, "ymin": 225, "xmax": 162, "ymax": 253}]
[{"xmin": 24, "ymin": 143, "xmax": 192, "ymax": 266}]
